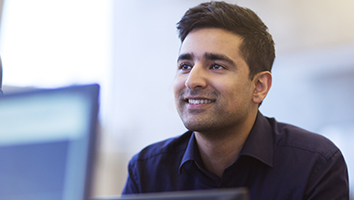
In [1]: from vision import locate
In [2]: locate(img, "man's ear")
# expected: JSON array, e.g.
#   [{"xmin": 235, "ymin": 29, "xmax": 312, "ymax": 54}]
[{"xmin": 252, "ymin": 71, "xmax": 272, "ymax": 104}]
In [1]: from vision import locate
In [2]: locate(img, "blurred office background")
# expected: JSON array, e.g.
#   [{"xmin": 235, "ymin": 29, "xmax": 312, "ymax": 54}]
[{"xmin": 0, "ymin": 0, "xmax": 353, "ymax": 198}]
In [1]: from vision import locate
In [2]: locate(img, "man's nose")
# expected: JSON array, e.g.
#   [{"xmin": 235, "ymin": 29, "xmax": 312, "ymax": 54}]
[{"xmin": 185, "ymin": 63, "xmax": 207, "ymax": 90}]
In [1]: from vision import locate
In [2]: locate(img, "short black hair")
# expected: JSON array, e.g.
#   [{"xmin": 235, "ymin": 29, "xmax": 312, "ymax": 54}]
[{"xmin": 177, "ymin": 1, "xmax": 275, "ymax": 79}]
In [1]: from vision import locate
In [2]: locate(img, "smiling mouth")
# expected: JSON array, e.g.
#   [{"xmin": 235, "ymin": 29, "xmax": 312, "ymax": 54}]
[{"xmin": 187, "ymin": 99, "xmax": 214, "ymax": 105}]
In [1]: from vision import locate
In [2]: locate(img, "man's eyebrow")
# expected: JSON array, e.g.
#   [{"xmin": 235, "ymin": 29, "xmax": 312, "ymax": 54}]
[
  {"xmin": 204, "ymin": 52, "xmax": 235, "ymax": 66},
  {"xmin": 177, "ymin": 53, "xmax": 194, "ymax": 62}
]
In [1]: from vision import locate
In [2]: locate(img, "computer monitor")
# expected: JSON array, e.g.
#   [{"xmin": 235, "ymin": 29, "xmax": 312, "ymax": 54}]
[
  {"xmin": 0, "ymin": 84, "xmax": 99, "ymax": 200},
  {"xmin": 94, "ymin": 188, "xmax": 249, "ymax": 200}
]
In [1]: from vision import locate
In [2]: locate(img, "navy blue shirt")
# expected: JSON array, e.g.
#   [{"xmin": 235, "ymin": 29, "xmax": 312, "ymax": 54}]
[{"xmin": 122, "ymin": 112, "xmax": 349, "ymax": 199}]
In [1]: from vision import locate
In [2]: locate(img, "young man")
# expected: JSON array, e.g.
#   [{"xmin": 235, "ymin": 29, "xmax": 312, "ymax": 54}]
[{"xmin": 122, "ymin": 2, "xmax": 349, "ymax": 199}]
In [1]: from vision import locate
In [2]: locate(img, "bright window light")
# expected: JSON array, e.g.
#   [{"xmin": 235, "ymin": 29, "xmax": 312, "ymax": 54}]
[
  {"xmin": 0, "ymin": 0, "xmax": 112, "ymax": 124},
  {"xmin": 0, "ymin": 0, "xmax": 112, "ymax": 89}
]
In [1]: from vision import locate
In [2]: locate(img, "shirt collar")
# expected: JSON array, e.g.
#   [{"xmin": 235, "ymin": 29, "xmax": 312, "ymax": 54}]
[
  {"xmin": 179, "ymin": 111, "xmax": 274, "ymax": 173},
  {"xmin": 179, "ymin": 132, "xmax": 198, "ymax": 173},
  {"xmin": 239, "ymin": 111, "xmax": 274, "ymax": 167}
]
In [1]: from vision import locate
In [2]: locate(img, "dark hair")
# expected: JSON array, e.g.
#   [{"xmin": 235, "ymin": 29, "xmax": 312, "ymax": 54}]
[{"xmin": 177, "ymin": 1, "xmax": 275, "ymax": 79}]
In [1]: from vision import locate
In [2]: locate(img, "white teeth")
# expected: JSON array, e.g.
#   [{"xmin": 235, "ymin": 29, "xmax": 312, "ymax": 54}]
[{"xmin": 188, "ymin": 99, "xmax": 212, "ymax": 104}]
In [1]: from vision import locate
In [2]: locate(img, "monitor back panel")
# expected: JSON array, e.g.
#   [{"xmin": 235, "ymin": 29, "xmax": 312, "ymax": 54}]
[{"xmin": 95, "ymin": 188, "xmax": 249, "ymax": 200}]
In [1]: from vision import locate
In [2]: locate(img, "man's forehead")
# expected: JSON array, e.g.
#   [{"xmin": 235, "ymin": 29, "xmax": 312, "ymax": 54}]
[
  {"xmin": 178, "ymin": 28, "xmax": 243, "ymax": 62},
  {"xmin": 181, "ymin": 28, "xmax": 243, "ymax": 43},
  {"xmin": 177, "ymin": 52, "xmax": 236, "ymax": 66},
  {"xmin": 181, "ymin": 28, "xmax": 242, "ymax": 46}
]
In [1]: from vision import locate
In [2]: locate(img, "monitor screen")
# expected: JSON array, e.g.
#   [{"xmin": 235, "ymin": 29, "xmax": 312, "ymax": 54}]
[{"xmin": 0, "ymin": 84, "xmax": 99, "ymax": 200}]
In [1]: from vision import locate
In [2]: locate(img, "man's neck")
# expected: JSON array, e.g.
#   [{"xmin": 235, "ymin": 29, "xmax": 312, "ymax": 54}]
[{"xmin": 194, "ymin": 111, "xmax": 258, "ymax": 178}]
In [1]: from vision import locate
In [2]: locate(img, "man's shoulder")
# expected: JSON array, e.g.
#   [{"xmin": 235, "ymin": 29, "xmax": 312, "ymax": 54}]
[
  {"xmin": 130, "ymin": 131, "xmax": 192, "ymax": 162},
  {"xmin": 268, "ymin": 117, "xmax": 339, "ymax": 158}
]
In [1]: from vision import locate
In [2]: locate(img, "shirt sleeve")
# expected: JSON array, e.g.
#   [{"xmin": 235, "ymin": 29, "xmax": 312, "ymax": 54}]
[
  {"xmin": 121, "ymin": 159, "xmax": 140, "ymax": 195},
  {"xmin": 304, "ymin": 149, "xmax": 349, "ymax": 200}
]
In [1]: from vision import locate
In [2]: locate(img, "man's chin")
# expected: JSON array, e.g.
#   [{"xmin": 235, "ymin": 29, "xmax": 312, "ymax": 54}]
[{"xmin": 183, "ymin": 121, "xmax": 213, "ymax": 133}]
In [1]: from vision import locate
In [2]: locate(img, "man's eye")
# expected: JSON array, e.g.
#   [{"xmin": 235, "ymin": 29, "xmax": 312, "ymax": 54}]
[
  {"xmin": 211, "ymin": 64, "xmax": 225, "ymax": 70},
  {"xmin": 179, "ymin": 63, "xmax": 192, "ymax": 70}
]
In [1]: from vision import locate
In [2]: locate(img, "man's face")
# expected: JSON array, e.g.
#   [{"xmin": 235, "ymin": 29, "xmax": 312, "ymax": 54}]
[{"xmin": 173, "ymin": 28, "xmax": 257, "ymax": 134}]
